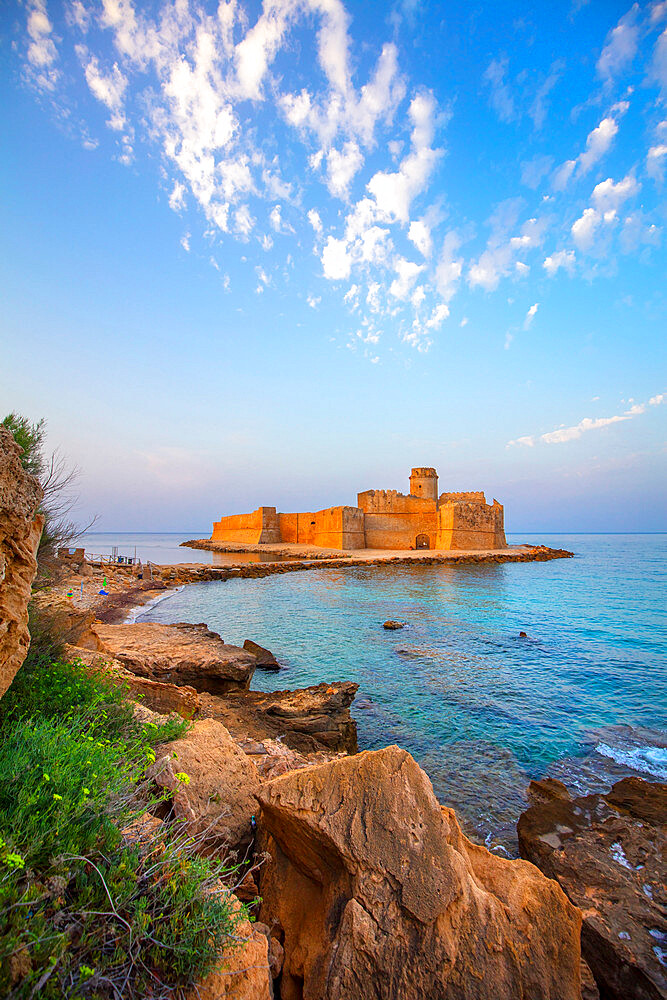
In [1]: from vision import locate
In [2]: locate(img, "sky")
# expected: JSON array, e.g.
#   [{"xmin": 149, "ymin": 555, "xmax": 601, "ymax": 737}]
[{"xmin": 0, "ymin": 0, "xmax": 666, "ymax": 532}]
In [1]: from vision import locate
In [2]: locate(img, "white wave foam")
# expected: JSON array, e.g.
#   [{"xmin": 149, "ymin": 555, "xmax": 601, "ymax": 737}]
[
  {"xmin": 595, "ymin": 741, "xmax": 667, "ymax": 780},
  {"xmin": 124, "ymin": 586, "xmax": 184, "ymax": 624}
]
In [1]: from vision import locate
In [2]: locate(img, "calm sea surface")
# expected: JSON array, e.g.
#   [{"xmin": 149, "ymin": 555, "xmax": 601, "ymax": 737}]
[{"xmin": 135, "ymin": 533, "xmax": 666, "ymax": 853}]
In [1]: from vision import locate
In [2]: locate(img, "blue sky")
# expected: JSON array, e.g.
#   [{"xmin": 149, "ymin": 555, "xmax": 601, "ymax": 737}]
[{"xmin": 1, "ymin": 0, "xmax": 666, "ymax": 531}]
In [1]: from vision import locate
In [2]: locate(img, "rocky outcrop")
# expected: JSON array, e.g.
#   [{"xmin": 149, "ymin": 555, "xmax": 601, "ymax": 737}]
[
  {"xmin": 190, "ymin": 892, "xmax": 271, "ymax": 1000},
  {"xmin": 150, "ymin": 719, "xmax": 261, "ymax": 853},
  {"xmin": 518, "ymin": 776, "xmax": 667, "ymax": 1000},
  {"xmin": 0, "ymin": 426, "xmax": 43, "ymax": 698},
  {"xmin": 243, "ymin": 638, "xmax": 280, "ymax": 670},
  {"xmin": 236, "ymin": 736, "xmax": 344, "ymax": 781},
  {"xmin": 257, "ymin": 745, "xmax": 582, "ymax": 1000},
  {"xmin": 201, "ymin": 681, "xmax": 359, "ymax": 754},
  {"xmin": 92, "ymin": 622, "xmax": 256, "ymax": 694},
  {"xmin": 63, "ymin": 644, "xmax": 201, "ymax": 718}
]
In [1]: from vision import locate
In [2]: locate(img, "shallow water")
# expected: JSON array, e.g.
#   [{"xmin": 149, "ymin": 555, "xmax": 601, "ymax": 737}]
[
  {"xmin": 139, "ymin": 534, "xmax": 667, "ymax": 852},
  {"xmin": 79, "ymin": 531, "xmax": 307, "ymax": 565}
]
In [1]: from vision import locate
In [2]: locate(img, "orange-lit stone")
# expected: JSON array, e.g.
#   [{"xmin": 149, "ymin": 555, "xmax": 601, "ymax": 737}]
[{"xmin": 211, "ymin": 468, "xmax": 507, "ymax": 552}]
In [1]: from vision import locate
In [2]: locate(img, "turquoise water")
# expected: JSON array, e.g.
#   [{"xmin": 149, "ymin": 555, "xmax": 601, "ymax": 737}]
[{"xmin": 139, "ymin": 534, "xmax": 667, "ymax": 852}]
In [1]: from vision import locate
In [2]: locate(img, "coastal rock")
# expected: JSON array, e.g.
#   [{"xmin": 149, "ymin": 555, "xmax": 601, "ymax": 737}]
[
  {"xmin": 0, "ymin": 426, "xmax": 44, "ymax": 699},
  {"xmin": 257, "ymin": 745, "xmax": 582, "ymax": 1000},
  {"xmin": 518, "ymin": 776, "xmax": 667, "ymax": 1000},
  {"xmin": 383, "ymin": 620, "xmax": 404, "ymax": 630},
  {"xmin": 243, "ymin": 638, "xmax": 280, "ymax": 670},
  {"xmin": 63, "ymin": 644, "xmax": 201, "ymax": 719},
  {"xmin": 149, "ymin": 718, "xmax": 261, "ymax": 853},
  {"xmin": 201, "ymin": 681, "xmax": 359, "ymax": 754},
  {"xmin": 190, "ymin": 892, "xmax": 271, "ymax": 1000},
  {"xmin": 91, "ymin": 622, "xmax": 257, "ymax": 694},
  {"xmin": 235, "ymin": 736, "xmax": 344, "ymax": 781}
]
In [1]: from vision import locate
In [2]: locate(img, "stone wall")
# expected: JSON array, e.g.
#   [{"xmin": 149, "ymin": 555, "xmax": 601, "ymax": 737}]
[
  {"xmin": 437, "ymin": 500, "xmax": 506, "ymax": 551},
  {"xmin": 279, "ymin": 507, "xmax": 365, "ymax": 549},
  {"xmin": 0, "ymin": 426, "xmax": 44, "ymax": 698},
  {"xmin": 212, "ymin": 507, "xmax": 281, "ymax": 544}
]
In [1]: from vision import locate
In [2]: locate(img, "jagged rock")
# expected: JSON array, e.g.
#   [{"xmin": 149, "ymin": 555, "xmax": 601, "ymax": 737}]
[
  {"xmin": 0, "ymin": 426, "xmax": 44, "ymax": 698},
  {"xmin": 149, "ymin": 719, "xmax": 261, "ymax": 852},
  {"xmin": 383, "ymin": 620, "xmax": 404, "ymax": 629},
  {"xmin": 63, "ymin": 643, "xmax": 201, "ymax": 719},
  {"xmin": 200, "ymin": 681, "xmax": 359, "ymax": 754},
  {"xmin": 518, "ymin": 776, "xmax": 667, "ymax": 1000},
  {"xmin": 92, "ymin": 621, "xmax": 256, "ymax": 693},
  {"xmin": 236, "ymin": 736, "xmax": 344, "ymax": 781},
  {"xmin": 190, "ymin": 891, "xmax": 271, "ymax": 1000},
  {"xmin": 243, "ymin": 638, "xmax": 280, "ymax": 670},
  {"xmin": 257, "ymin": 745, "xmax": 582, "ymax": 1000}
]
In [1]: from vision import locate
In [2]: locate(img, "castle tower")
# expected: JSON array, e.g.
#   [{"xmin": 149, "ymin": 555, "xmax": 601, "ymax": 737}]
[{"xmin": 409, "ymin": 467, "xmax": 438, "ymax": 501}]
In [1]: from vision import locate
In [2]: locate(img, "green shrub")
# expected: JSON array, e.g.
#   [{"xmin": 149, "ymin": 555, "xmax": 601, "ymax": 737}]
[{"xmin": 0, "ymin": 651, "xmax": 245, "ymax": 999}]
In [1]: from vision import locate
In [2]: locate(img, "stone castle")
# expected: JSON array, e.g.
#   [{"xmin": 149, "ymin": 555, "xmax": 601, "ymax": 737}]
[{"xmin": 212, "ymin": 468, "xmax": 507, "ymax": 552}]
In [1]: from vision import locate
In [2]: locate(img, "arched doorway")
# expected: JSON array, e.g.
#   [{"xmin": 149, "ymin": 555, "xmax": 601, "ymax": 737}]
[{"xmin": 415, "ymin": 533, "xmax": 430, "ymax": 549}]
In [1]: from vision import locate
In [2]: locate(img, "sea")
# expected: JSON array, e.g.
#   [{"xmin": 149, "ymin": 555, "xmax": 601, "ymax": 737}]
[{"xmin": 84, "ymin": 531, "xmax": 667, "ymax": 854}]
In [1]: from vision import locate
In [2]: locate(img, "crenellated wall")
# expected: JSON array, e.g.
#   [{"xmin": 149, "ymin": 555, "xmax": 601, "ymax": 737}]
[
  {"xmin": 211, "ymin": 470, "xmax": 506, "ymax": 552},
  {"xmin": 436, "ymin": 499, "xmax": 506, "ymax": 551}
]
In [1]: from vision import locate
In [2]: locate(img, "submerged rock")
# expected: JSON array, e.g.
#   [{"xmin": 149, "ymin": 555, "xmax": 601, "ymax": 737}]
[
  {"xmin": 518, "ymin": 776, "xmax": 667, "ymax": 1000},
  {"xmin": 243, "ymin": 638, "xmax": 280, "ymax": 670},
  {"xmin": 92, "ymin": 621, "xmax": 256, "ymax": 694},
  {"xmin": 257, "ymin": 745, "xmax": 582, "ymax": 1000},
  {"xmin": 0, "ymin": 426, "xmax": 44, "ymax": 699}
]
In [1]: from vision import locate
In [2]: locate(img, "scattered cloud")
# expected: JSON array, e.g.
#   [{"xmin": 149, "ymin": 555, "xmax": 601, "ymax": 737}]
[
  {"xmin": 543, "ymin": 249, "xmax": 576, "ymax": 275},
  {"xmin": 508, "ymin": 392, "xmax": 665, "ymax": 446},
  {"xmin": 524, "ymin": 303, "xmax": 539, "ymax": 329},
  {"xmin": 597, "ymin": 4, "xmax": 640, "ymax": 82},
  {"xmin": 483, "ymin": 58, "xmax": 515, "ymax": 122}
]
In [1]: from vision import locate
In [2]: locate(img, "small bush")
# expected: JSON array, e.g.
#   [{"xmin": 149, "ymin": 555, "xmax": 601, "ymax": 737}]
[{"xmin": 0, "ymin": 649, "xmax": 245, "ymax": 998}]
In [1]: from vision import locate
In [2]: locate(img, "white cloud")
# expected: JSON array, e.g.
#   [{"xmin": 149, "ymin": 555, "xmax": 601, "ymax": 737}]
[
  {"xmin": 269, "ymin": 205, "xmax": 283, "ymax": 231},
  {"xmin": 180, "ymin": 232, "xmax": 191, "ymax": 252},
  {"xmin": 597, "ymin": 4, "xmax": 640, "ymax": 81},
  {"xmin": 169, "ymin": 181, "xmax": 186, "ymax": 212},
  {"xmin": 322, "ymin": 235, "xmax": 351, "ymax": 280},
  {"xmin": 647, "ymin": 144, "xmax": 667, "ymax": 182},
  {"xmin": 591, "ymin": 173, "xmax": 640, "ymax": 215},
  {"xmin": 508, "ymin": 392, "xmax": 664, "ymax": 446},
  {"xmin": 460, "ymin": 316, "xmax": 469, "ymax": 327},
  {"xmin": 307, "ymin": 293, "xmax": 321, "ymax": 308},
  {"xmin": 26, "ymin": 0, "xmax": 59, "ymax": 89},
  {"xmin": 389, "ymin": 257, "xmax": 423, "ymax": 299},
  {"xmin": 307, "ymin": 208, "xmax": 323, "ymax": 234},
  {"xmin": 571, "ymin": 207, "xmax": 601, "ymax": 250},
  {"xmin": 523, "ymin": 303, "xmax": 539, "ymax": 329},
  {"xmin": 408, "ymin": 219, "xmax": 432, "ymax": 258},
  {"xmin": 652, "ymin": 28, "xmax": 667, "ymax": 94},
  {"xmin": 326, "ymin": 141, "xmax": 363, "ymax": 198},
  {"xmin": 367, "ymin": 92, "xmax": 440, "ymax": 223},
  {"xmin": 435, "ymin": 231, "xmax": 463, "ymax": 300},
  {"xmin": 83, "ymin": 54, "xmax": 127, "ymax": 112},
  {"xmin": 469, "ymin": 214, "xmax": 546, "ymax": 290},
  {"xmin": 553, "ymin": 113, "xmax": 624, "ymax": 190},
  {"xmin": 543, "ymin": 249, "xmax": 576, "ymax": 275},
  {"xmin": 483, "ymin": 58, "xmax": 515, "ymax": 122}
]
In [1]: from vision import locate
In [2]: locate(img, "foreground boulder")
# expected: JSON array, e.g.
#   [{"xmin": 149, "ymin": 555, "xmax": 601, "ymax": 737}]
[
  {"xmin": 0, "ymin": 426, "xmax": 44, "ymax": 699},
  {"xmin": 519, "ymin": 776, "xmax": 667, "ymax": 1000},
  {"xmin": 201, "ymin": 680, "xmax": 359, "ymax": 754},
  {"xmin": 257, "ymin": 745, "xmax": 582, "ymax": 1000},
  {"xmin": 150, "ymin": 719, "xmax": 261, "ymax": 853},
  {"xmin": 92, "ymin": 622, "xmax": 256, "ymax": 693}
]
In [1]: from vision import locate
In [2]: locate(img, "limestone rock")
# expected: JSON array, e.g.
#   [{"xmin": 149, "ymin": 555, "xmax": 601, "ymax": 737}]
[
  {"xmin": 92, "ymin": 621, "xmax": 256, "ymax": 693},
  {"xmin": 0, "ymin": 426, "xmax": 43, "ymax": 699},
  {"xmin": 201, "ymin": 681, "xmax": 359, "ymax": 754},
  {"xmin": 243, "ymin": 638, "xmax": 280, "ymax": 670},
  {"xmin": 63, "ymin": 643, "xmax": 201, "ymax": 719},
  {"xmin": 149, "ymin": 718, "xmax": 261, "ymax": 852},
  {"xmin": 518, "ymin": 776, "xmax": 667, "ymax": 1000},
  {"xmin": 236, "ymin": 736, "xmax": 344, "ymax": 781},
  {"xmin": 257, "ymin": 745, "xmax": 582, "ymax": 1000},
  {"xmin": 190, "ymin": 892, "xmax": 271, "ymax": 1000},
  {"xmin": 383, "ymin": 619, "xmax": 404, "ymax": 629}
]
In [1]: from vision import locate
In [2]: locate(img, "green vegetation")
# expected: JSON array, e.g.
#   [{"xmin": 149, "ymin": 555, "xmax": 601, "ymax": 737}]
[{"xmin": 0, "ymin": 620, "xmax": 245, "ymax": 999}]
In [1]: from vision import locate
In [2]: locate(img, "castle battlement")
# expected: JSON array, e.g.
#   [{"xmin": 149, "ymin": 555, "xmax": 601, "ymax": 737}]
[{"xmin": 212, "ymin": 468, "xmax": 506, "ymax": 552}]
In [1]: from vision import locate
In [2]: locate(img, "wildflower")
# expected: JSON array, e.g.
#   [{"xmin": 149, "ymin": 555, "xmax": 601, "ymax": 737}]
[
  {"xmin": 174, "ymin": 772, "xmax": 190, "ymax": 785},
  {"xmin": 82, "ymin": 788, "xmax": 90, "ymax": 796},
  {"xmin": 42, "ymin": 773, "xmax": 50, "ymax": 782},
  {"xmin": 53, "ymin": 794, "xmax": 63, "ymax": 801}
]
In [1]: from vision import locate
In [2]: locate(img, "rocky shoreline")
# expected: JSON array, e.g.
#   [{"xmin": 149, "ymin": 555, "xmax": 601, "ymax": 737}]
[
  {"xmin": 35, "ymin": 558, "xmax": 664, "ymax": 1000},
  {"xmin": 2, "ymin": 468, "xmax": 662, "ymax": 1000}
]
